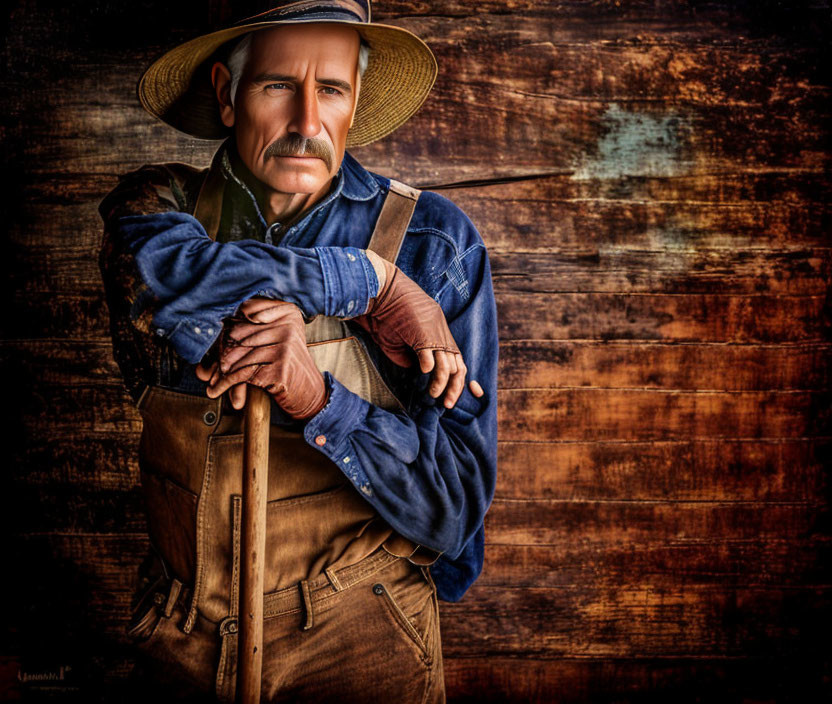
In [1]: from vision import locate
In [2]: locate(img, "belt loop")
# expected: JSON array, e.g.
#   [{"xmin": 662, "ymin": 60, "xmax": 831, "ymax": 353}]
[
  {"xmin": 324, "ymin": 566, "xmax": 344, "ymax": 592},
  {"xmin": 164, "ymin": 578, "xmax": 183, "ymax": 618},
  {"xmin": 299, "ymin": 579, "xmax": 314, "ymax": 631}
]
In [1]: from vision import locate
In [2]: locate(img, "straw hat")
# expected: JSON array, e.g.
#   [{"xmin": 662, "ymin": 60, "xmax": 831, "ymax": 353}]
[{"xmin": 137, "ymin": 1, "xmax": 437, "ymax": 147}]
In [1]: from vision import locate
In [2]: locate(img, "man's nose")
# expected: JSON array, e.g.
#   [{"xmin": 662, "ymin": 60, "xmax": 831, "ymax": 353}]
[{"xmin": 287, "ymin": 83, "xmax": 322, "ymax": 138}]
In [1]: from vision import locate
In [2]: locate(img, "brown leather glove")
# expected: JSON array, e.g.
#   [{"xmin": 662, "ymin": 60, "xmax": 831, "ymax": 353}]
[
  {"xmin": 353, "ymin": 257, "xmax": 459, "ymax": 367},
  {"xmin": 199, "ymin": 301, "xmax": 328, "ymax": 420},
  {"xmin": 229, "ymin": 264, "xmax": 477, "ymax": 408}
]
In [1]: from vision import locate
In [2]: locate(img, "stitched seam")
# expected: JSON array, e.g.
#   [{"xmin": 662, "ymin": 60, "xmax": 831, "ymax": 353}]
[
  {"xmin": 184, "ymin": 435, "xmax": 216, "ymax": 633},
  {"xmin": 378, "ymin": 585, "xmax": 430, "ymax": 662},
  {"xmin": 334, "ymin": 550, "xmax": 399, "ymax": 588},
  {"xmin": 421, "ymin": 660, "xmax": 433, "ymax": 704},
  {"xmin": 263, "ymin": 552, "xmax": 399, "ymax": 619},
  {"xmin": 230, "ymin": 496, "xmax": 242, "ymax": 617},
  {"xmin": 264, "ymin": 605, "xmax": 304, "ymax": 620},
  {"xmin": 325, "ymin": 567, "xmax": 344, "ymax": 591},
  {"xmin": 266, "ymin": 484, "xmax": 346, "ymax": 509},
  {"xmin": 434, "ymin": 243, "xmax": 485, "ymax": 302},
  {"xmin": 405, "ymin": 226, "xmax": 460, "ymax": 255}
]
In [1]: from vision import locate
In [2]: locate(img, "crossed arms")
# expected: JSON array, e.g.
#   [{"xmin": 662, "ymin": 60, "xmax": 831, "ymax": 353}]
[{"xmin": 98, "ymin": 164, "xmax": 498, "ymax": 577}]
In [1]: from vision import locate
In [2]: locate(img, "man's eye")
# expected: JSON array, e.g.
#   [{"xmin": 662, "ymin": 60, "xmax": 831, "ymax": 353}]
[
  {"xmin": 320, "ymin": 86, "xmax": 342, "ymax": 96},
  {"xmin": 266, "ymin": 83, "xmax": 289, "ymax": 91}
]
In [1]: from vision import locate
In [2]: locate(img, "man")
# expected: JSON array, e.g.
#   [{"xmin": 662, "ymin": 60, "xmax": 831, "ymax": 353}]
[{"xmin": 98, "ymin": 2, "xmax": 498, "ymax": 701}]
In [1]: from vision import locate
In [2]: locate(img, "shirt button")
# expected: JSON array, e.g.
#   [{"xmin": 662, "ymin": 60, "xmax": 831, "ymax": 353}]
[
  {"xmin": 343, "ymin": 456, "xmax": 350, "ymax": 464},
  {"xmin": 194, "ymin": 326, "xmax": 201, "ymax": 334},
  {"xmin": 347, "ymin": 253, "xmax": 356, "ymax": 261},
  {"xmin": 315, "ymin": 435, "xmax": 327, "ymax": 446}
]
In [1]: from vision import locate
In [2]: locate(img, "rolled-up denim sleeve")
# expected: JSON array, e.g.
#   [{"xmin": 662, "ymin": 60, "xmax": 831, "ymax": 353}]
[
  {"xmin": 303, "ymin": 239, "xmax": 499, "ymax": 581},
  {"xmin": 113, "ymin": 212, "xmax": 379, "ymax": 363}
]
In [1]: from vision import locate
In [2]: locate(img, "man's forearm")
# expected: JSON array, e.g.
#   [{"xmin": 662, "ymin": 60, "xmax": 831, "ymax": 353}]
[{"xmin": 112, "ymin": 211, "xmax": 381, "ymax": 363}]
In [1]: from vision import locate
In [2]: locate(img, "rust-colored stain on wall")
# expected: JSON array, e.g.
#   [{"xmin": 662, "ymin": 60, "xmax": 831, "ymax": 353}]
[{"xmin": 1, "ymin": 1, "xmax": 830, "ymax": 701}]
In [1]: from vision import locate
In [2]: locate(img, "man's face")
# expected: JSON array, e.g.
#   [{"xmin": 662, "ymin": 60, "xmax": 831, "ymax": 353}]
[{"xmin": 219, "ymin": 24, "xmax": 361, "ymax": 198}]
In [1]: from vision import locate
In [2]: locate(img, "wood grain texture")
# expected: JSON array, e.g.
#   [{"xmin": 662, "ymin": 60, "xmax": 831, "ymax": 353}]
[
  {"xmin": 2, "ymin": 0, "xmax": 831, "ymax": 701},
  {"xmin": 498, "ymin": 389, "xmax": 832, "ymax": 440},
  {"xmin": 239, "ymin": 388, "xmax": 271, "ymax": 704},
  {"xmin": 499, "ymin": 341, "xmax": 832, "ymax": 391},
  {"xmin": 495, "ymin": 439, "xmax": 830, "ymax": 501}
]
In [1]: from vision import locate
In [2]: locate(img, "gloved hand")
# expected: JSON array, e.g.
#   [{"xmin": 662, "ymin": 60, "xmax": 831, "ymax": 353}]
[
  {"xmin": 196, "ymin": 301, "xmax": 328, "ymax": 419},
  {"xmin": 355, "ymin": 254, "xmax": 469, "ymax": 408},
  {"xmin": 227, "ymin": 272, "xmax": 485, "ymax": 410}
]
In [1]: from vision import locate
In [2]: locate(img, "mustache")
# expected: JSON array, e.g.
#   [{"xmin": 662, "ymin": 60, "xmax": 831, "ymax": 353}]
[{"xmin": 264, "ymin": 134, "xmax": 334, "ymax": 172}]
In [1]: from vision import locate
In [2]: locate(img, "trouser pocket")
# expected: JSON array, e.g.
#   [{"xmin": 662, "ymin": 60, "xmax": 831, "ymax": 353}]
[
  {"xmin": 370, "ymin": 561, "xmax": 439, "ymax": 667},
  {"xmin": 126, "ymin": 575, "xmax": 166, "ymax": 644},
  {"xmin": 373, "ymin": 582, "xmax": 432, "ymax": 664},
  {"xmin": 253, "ymin": 557, "xmax": 441, "ymax": 703}
]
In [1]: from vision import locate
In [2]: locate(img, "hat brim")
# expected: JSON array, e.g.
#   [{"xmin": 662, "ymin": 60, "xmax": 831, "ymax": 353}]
[{"xmin": 137, "ymin": 20, "xmax": 437, "ymax": 147}]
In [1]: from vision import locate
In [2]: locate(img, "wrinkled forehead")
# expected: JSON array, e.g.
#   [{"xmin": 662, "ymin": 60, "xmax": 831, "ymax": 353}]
[{"xmin": 246, "ymin": 23, "xmax": 362, "ymax": 76}]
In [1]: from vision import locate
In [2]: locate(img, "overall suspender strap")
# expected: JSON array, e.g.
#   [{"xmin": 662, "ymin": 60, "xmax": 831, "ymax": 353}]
[
  {"xmin": 192, "ymin": 163, "xmax": 226, "ymax": 241},
  {"xmin": 367, "ymin": 179, "xmax": 421, "ymax": 263}
]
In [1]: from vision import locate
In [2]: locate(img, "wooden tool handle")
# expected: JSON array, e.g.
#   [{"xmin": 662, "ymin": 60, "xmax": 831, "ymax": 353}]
[{"xmin": 237, "ymin": 387, "xmax": 271, "ymax": 704}]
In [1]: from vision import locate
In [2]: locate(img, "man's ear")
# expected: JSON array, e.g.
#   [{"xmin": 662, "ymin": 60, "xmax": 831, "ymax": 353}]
[
  {"xmin": 211, "ymin": 62, "xmax": 235, "ymax": 128},
  {"xmin": 349, "ymin": 68, "xmax": 361, "ymax": 129}
]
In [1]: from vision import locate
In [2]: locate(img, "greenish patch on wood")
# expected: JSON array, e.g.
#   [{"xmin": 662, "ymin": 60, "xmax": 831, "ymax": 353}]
[{"xmin": 572, "ymin": 104, "xmax": 693, "ymax": 180}]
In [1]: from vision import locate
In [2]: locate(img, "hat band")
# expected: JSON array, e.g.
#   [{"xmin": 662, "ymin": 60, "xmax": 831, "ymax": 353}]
[{"xmin": 234, "ymin": 0, "xmax": 369, "ymax": 26}]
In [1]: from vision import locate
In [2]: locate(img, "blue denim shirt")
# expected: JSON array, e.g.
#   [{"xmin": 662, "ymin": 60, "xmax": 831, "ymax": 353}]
[{"xmin": 99, "ymin": 144, "xmax": 498, "ymax": 602}]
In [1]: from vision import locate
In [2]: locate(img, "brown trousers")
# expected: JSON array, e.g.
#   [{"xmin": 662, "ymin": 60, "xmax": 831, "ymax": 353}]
[
  {"xmin": 130, "ymin": 327, "xmax": 446, "ymax": 702},
  {"xmin": 128, "ymin": 546, "xmax": 445, "ymax": 703},
  {"xmin": 124, "ymin": 176, "xmax": 445, "ymax": 701}
]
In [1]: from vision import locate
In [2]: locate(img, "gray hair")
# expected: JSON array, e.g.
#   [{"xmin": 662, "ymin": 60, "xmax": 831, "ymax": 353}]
[{"xmin": 228, "ymin": 32, "xmax": 370, "ymax": 106}]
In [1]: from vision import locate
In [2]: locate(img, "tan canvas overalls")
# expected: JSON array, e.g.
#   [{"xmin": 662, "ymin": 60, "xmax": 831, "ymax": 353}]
[{"xmin": 126, "ymin": 171, "xmax": 446, "ymax": 703}]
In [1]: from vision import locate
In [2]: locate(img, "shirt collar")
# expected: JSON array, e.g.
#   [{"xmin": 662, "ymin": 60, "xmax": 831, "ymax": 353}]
[{"xmin": 339, "ymin": 150, "xmax": 382, "ymax": 201}]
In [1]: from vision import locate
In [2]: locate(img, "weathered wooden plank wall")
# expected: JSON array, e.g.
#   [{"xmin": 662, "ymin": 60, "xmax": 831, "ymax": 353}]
[{"xmin": 2, "ymin": 0, "xmax": 830, "ymax": 701}]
